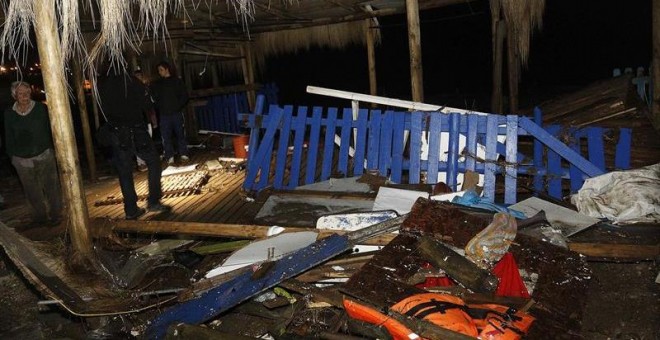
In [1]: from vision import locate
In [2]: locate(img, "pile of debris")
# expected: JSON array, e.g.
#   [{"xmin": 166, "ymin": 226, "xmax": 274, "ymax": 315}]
[{"xmin": 1, "ymin": 163, "xmax": 659, "ymax": 339}]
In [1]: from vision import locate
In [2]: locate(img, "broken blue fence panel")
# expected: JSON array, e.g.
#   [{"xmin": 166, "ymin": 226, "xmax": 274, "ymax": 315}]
[{"xmin": 146, "ymin": 234, "xmax": 351, "ymax": 339}]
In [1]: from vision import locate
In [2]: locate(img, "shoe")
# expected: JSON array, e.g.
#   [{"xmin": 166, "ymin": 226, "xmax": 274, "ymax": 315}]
[
  {"xmin": 137, "ymin": 164, "xmax": 148, "ymax": 172},
  {"xmin": 180, "ymin": 155, "xmax": 190, "ymax": 163},
  {"xmin": 126, "ymin": 208, "xmax": 146, "ymax": 220},
  {"xmin": 147, "ymin": 203, "xmax": 172, "ymax": 213},
  {"xmin": 167, "ymin": 157, "xmax": 175, "ymax": 165}
]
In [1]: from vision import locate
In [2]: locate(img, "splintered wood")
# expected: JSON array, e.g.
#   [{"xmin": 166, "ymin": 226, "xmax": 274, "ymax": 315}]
[{"xmin": 94, "ymin": 171, "xmax": 209, "ymax": 206}]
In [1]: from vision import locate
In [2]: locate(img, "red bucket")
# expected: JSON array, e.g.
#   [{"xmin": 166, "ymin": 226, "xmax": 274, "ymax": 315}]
[{"xmin": 232, "ymin": 135, "xmax": 249, "ymax": 158}]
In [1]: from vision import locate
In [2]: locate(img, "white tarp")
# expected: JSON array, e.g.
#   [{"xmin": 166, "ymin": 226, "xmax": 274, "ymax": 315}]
[{"xmin": 571, "ymin": 163, "xmax": 660, "ymax": 224}]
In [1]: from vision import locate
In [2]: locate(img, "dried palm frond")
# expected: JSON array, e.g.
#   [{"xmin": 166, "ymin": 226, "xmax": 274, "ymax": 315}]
[{"xmin": 500, "ymin": 0, "xmax": 545, "ymax": 66}]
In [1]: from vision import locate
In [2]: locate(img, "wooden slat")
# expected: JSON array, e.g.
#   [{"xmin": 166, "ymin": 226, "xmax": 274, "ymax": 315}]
[
  {"xmin": 305, "ymin": 107, "xmax": 323, "ymax": 184},
  {"xmin": 321, "ymin": 107, "xmax": 338, "ymax": 180}
]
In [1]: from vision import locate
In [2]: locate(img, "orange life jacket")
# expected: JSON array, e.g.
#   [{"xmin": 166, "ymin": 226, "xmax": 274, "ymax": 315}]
[
  {"xmin": 344, "ymin": 294, "xmax": 535, "ymax": 340},
  {"xmin": 390, "ymin": 293, "xmax": 479, "ymax": 337}
]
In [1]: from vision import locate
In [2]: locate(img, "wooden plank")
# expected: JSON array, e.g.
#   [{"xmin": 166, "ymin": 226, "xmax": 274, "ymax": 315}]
[
  {"xmin": 568, "ymin": 131, "xmax": 584, "ymax": 193},
  {"xmin": 615, "ymin": 128, "xmax": 632, "ymax": 169},
  {"xmin": 378, "ymin": 110, "xmax": 394, "ymax": 176},
  {"xmin": 427, "ymin": 113, "xmax": 441, "ymax": 184},
  {"xmin": 519, "ymin": 117, "xmax": 604, "ymax": 177},
  {"xmin": 447, "ymin": 112, "xmax": 460, "ymax": 190},
  {"xmin": 546, "ymin": 125, "xmax": 563, "ymax": 199},
  {"xmin": 305, "ymin": 107, "xmax": 323, "ymax": 184},
  {"xmin": 568, "ymin": 242, "xmax": 660, "ymax": 260},
  {"xmin": 465, "ymin": 114, "xmax": 478, "ymax": 171},
  {"xmin": 409, "ymin": 111, "xmax": 423, "ymax": 184},
  {"xmin": 587, "ymin": 127, "xmax": 606, "ymax": 171},
  {"xmin": 533, "ymin": 107, "xmax": 545, "ymax": 193},
  {"xmin": 287, "ymin": 106, "xmax": 308, "ymax": 189},
  {"xmin": 338, "ymin": 108, "xmax": 353, "ymax": 176},
  {"xmin": 353, "ymin": 108, "xmax": 369, "ymax": 176},
  {"xmin": 390, "ymin": 111, "xmax": 406, "ymax": 183},
  {"xmin": 505, "ymin": 115, "xmax": 518, "ymax": 204},
  {"xmin": 367, "ymin": 110, "xmax": 382, "ymax": 171},
  {"xmin": 321, "ymin": 107, "xmax": 338, "ymax": 180},
  {"xmin": 244, "ymin": 104, "xmax": 282, "ymax": 191},
  {"xmin": 483, "ymin": 114, "xmax": 498, "ymax": 201},
  {"xmin": 274, "ymin": 105, "xmax": 293, "ymax": 189}
]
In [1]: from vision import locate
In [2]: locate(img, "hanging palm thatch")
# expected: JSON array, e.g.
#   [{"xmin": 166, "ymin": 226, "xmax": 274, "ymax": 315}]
[
  {"xmin": 498, "ymin": 0, "xmax": 545, "ymax": 66},
  {"xmin": 0, "ymin": 0, "xmax": 255, "ymax": 74}
]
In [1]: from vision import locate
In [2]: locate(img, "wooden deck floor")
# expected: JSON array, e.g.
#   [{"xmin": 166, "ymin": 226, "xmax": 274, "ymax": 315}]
[{"xmin": 0, "ymin": 149, "xmax": 264, "ymax": 231}]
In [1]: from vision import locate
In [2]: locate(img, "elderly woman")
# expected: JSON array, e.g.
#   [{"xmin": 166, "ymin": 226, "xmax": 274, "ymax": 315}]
[{"xmin": 4, "ymin": 81, "xmax": 62, "ymax": 226}]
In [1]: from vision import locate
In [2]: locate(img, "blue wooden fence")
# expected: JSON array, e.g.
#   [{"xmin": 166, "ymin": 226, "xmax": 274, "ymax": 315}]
[
  {"xmin": 195, "ymin": 83, "xmax": 279, "ymax": 133},
  {"xmin": 239, "ymin": 96, "xmax": 631, "ymax": 204}
]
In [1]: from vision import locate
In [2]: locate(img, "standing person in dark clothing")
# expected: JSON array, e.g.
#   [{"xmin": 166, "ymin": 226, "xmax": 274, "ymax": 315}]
[
  {"xmin": 98, "ymin": 69, "xmax": 171, "ymax": 220},
  {"xmin": 4, "ymin": 81, "xmax": 62, "ymax": 225},
  {"xmin": 150, "ymin": 61, "xmax": 189, "ymax": 165}
]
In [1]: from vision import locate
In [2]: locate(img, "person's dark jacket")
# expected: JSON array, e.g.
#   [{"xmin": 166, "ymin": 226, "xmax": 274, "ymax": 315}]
[
  {"xmin": 98, "ymin": 74, "xmax": 153, "ymax": 127},
  {"xmin": 150, "ymin": 76, "xmax": 188, "ymax": 116}
]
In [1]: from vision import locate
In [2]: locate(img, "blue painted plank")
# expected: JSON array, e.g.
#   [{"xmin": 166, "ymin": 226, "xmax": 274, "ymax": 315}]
[
  {"xmin": 353, "ymin": 109, "xmax": 369, "ymax": 176},
  {"xmin": 287, "ymin": 106, "xmax": 308, "ymax": 189},
  {"xmin": 519, "ymin": 117, "xmax": 604, "ymax": 177},
  {"xmin": 246, "ymin": 96, "xmax": 265, "ymax": 184},
  {"xmin": 409, "ymin": 112, "xmax": 423, "ymax": 184},
  {"xmin": 147, "ymin": 234, "xmax": 351, "ymax": 339},
  {"xmin": 505, "ymin": 115, "xmax": 518, "ymax": 204},
  {"xmin": 367, "ymin": 110, "xmax": 381, "ymax": 172},
  {"xmin": 273, "ymin": 106, "xmax": 294, "ymax": 189},
  {"xmin": 337, "ymin": 108, "xmax": 353, "ymax": 176},
  {"xmin": 321, "ymin": 108, "xmax": 338, "ymax": 181},
  {"xmin": 305, "ymin": 107, "xmax": 323, "ymax": 184},
  {"xmin": 390, "ymin": 112, "xmax": 406, "ymax": 183},
  {"xmin": 546, "ymin": 125, "xmax": 563, "ymax": 199},
  {"xmin": 533, "ymin": 108, "xmax": 544, "ymax": 193},
  {"xmin": 615, "ymin": 128, "xmax": 632, "ymax": 170},
  {"xmin": 379, "ymin": 111, "xmax": 394, "ymax": 177},
  {"xmin": 483, "ymin": 115, "xmax": 498, "ymax": 202},
  {"xmin": 587, "ymin": 127, "xmax": 606, "ymax": 171},
  {"xmin": 447, "ymin": 113, "xmax": 461, "ymax": 191},
  {"xmin": 426, "ymin": 114, "xmax": 442, "ymax": 184},
  {"xmin": 568, "ymin": 129, "xmax": 584, "ymax": 193},
  {"xmin": 465, "ymin": 114, "xmax": 478, "ymax": 172},
  {"xmin": 244, "ymin": 103, "xmax": 282, "ymax": 191}
]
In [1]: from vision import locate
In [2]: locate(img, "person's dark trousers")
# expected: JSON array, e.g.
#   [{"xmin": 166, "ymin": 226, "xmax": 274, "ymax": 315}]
[
  {"xmin": 111, "ymin": 125, "xmax": 162, "ymax": 217},
  {"xmin": 160, "ymin": 112, "xmax": 189, "ymax": 159}
]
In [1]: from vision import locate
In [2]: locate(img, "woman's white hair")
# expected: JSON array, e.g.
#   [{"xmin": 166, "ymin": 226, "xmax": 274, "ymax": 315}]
[{"xmin": 10, "ymin": 81, "xmax": 31, "ymax": 98}]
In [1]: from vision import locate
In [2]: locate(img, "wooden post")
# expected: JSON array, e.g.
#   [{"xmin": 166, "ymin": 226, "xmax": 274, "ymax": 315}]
[
  {"xmin": 506, "ymin": 22, "xmax": 519, "ymax": 113},
  {"xmin": 365, "ymin": 19, "xmax": 378, "ymax": 101},
  {"xmin": 652, "ymin": 0, "xmax": 660, "ymax": 131},
  {"xmin": 405, "ymin": 0, "xmax": 424, "ymax": 103},
  {"xmin": 182, "ymin": 59, "xmax": 198, "ymax": 142},
  {"xmin": 33, "ymin": 0, "xmax": 94, "ymax": 263},
  {"xmin": 241, "ymin": 42, "xmax": 256, "ymax": 111},
  {"xmin": 71, "ymin": 59, "xmax": 97, "ymax": 182},
  {"xmin": 491, "ymin": 20, "xmax": 505, "ymax": 114}
]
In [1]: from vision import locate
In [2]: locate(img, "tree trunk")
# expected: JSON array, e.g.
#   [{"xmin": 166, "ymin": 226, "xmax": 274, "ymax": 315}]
[{"xmin": 33, "ymin": 0, "xmax": 94, "ymax": 265}]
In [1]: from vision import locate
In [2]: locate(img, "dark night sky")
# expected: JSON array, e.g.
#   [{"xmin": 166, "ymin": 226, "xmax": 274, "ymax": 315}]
[{"xmin": 262, "ymin": 0, "xmax": 652, "ymax": 111}]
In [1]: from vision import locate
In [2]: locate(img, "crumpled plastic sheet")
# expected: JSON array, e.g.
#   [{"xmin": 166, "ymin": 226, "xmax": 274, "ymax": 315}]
[{"xmin": 571, "ymin": 163, "xmax": 660, "ymax": 224}]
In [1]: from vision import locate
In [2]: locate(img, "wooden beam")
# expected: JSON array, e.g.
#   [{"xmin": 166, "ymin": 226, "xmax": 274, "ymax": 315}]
[
  {"xmin": 653, "ymin": 0, "xmax": 660, "ymax": 131},
  {"xmin": 568, "ymin": 242, "xmax": 660, "ymax": 260},
  {"xmin": 365, "ymin": 18, "xmax": 378, "ymax": 101},
  {"xmin": 406, "ymin": 0, "xmax": 424, "ymax": 102},
  {"xmin": 71, "ymin": 59, "xmax": 97, "ymax": 182},
  {"xmin": 95, "ymin": 219, "xmax": 396, "ymax": 246},
  {"xmin": 188, "ymin": 83, "xmax": 262, "ymax": 99},
  {"xmin": 240, "ymin": 42, "xmax": 256, "ymax": 111},
  {"xmin": 33, "ymin": 0, "xmax": 94, "ymax": 264},
  {"xmin": 491, "ymin": 17, "xmax": 505, "ymax": 113},
  {"xmin": 506, "ymin": 20, "xmax": 519, "ymax": 113}
]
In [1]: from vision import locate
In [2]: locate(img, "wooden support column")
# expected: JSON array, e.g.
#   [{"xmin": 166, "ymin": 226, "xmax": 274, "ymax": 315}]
[
  {"xmin": 365, "ymin": 19, "xmax": 378, "ymax": 101},
  {"xmin": 506, "ymin": 22, "xmax": 519, "ymax": 114},
  {"xmin": 72, "ymin": 59, "xmax": 97, "ymax": 182},
  {"xmin": 33, "ymin": 0, "xmax": 93, "ymax": 263},
  {"xmin": 652, "ymin": 0, "xmax": 660, "ymax": 131},
  {"xmin": 241, "ymin": 42, "xmax": 256, "ymax": 111},
  {"xmin": 182, "ymin": 59, "xmax": 198, "ymax": 142},
  {"xmin": 491, "ymin": 19, "xmax": 505, "ymax": 114},
  {"xmin": 405, "ymin": 0, "xmax": 424, "ymax": 103},
  {"xmin": 211, "ymin": 62, "xmax": 220, "ymax": 88}
]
